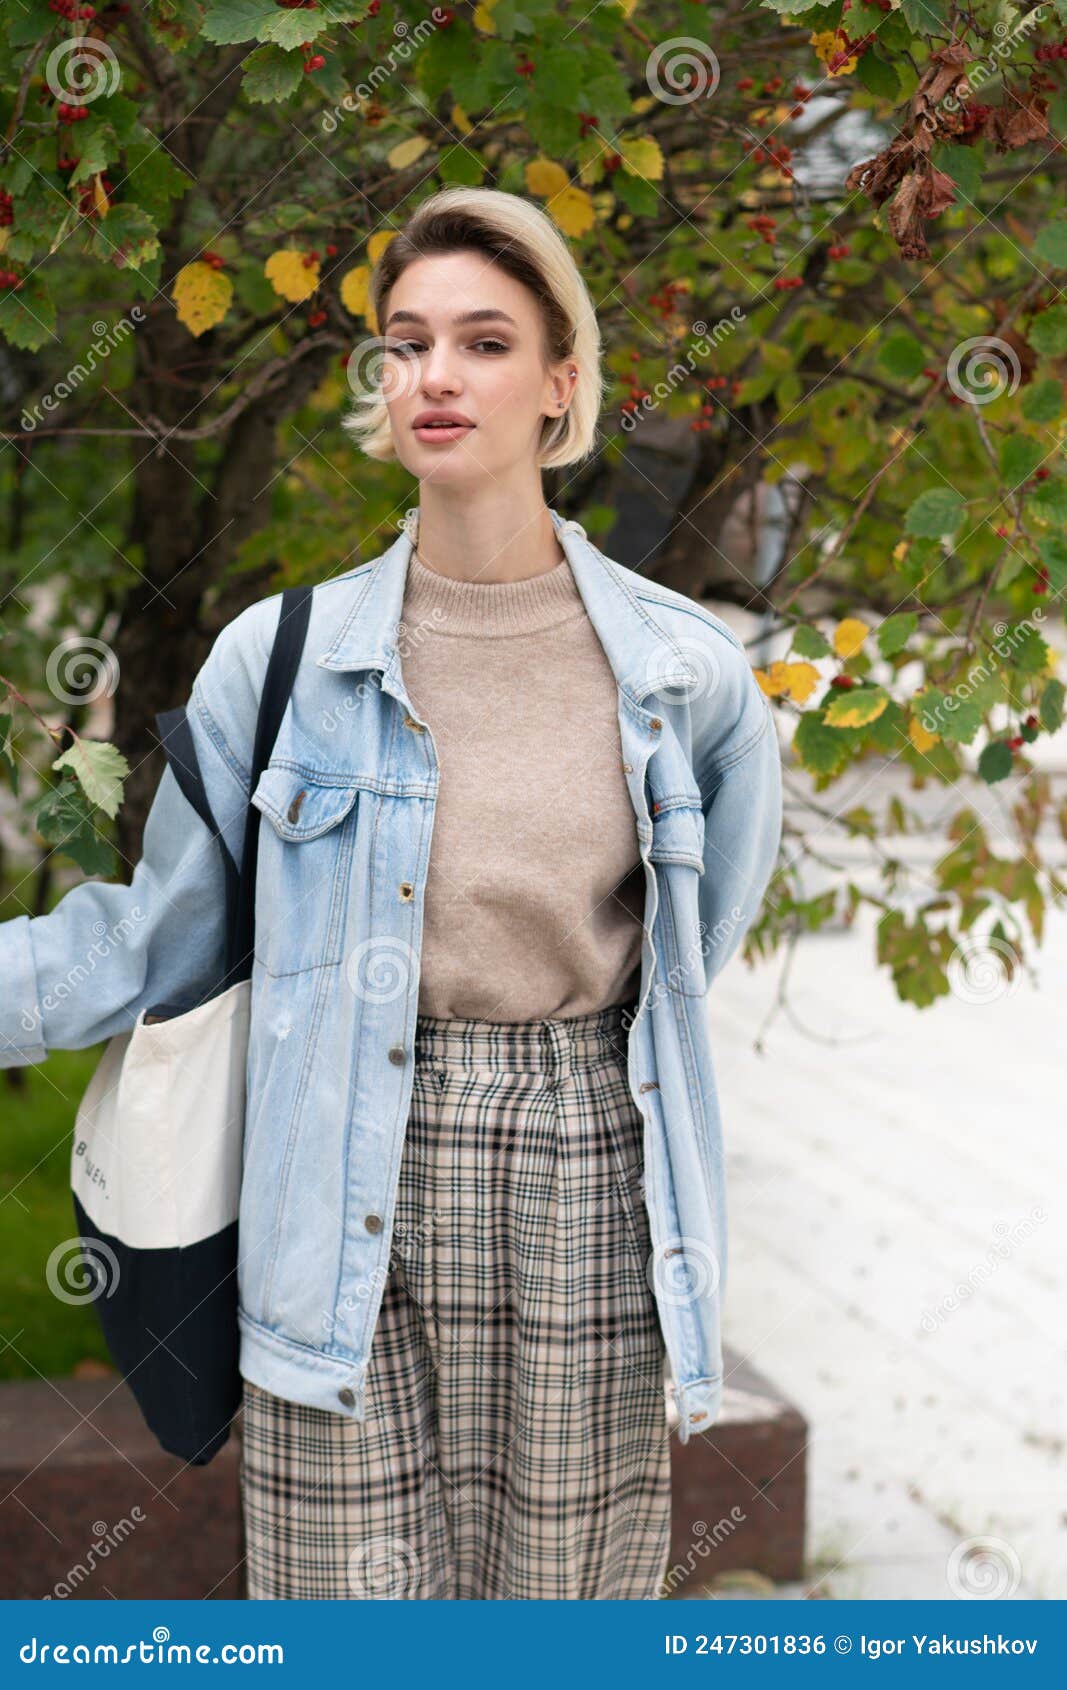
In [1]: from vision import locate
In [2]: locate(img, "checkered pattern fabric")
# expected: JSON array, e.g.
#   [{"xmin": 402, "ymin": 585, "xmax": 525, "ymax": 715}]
[{"xmin": 239, "ymin": 998, "xmax": 673, "ymax": 1599}]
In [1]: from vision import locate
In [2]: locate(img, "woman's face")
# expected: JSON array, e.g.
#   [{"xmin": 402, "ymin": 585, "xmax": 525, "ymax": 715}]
[{"xmin": 380, "ymin": 250, "xmax": 572, "ymax": 486}]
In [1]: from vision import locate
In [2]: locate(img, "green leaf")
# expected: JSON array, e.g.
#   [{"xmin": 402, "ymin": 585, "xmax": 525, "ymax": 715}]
[
  {"xmin": 1034, "ymin": 219, "xmax": 1067, "ymax": 268},
  {"xmin": 201, "ymin": 0, "xmax": 277, "ymax": 44},
  {"xmin": 914, "ymin": 688, "xmax": 982, "ymax": 745},
  {"xmin": 934, "ymin": 143, "xmax": 983, "ymax": 205},
  {"xmin": 791, "ymin": 623, "xmax": 831, "ymax": 659},
  {"xmin": 905, "ymin": 487, "xmax": 964, "ymax": 538},
  {"xmin": 33, "ymin": 781, "xmax": 118, "ymax": 878},
  {"xmin": 877, "ymin": 611, "xmax": 917, "ymax": 657},
  {"xmin": 878, "ymin": 332, "xmax": 927, "ymax": 380},
  {"xmin": 0, "ymin": 712, "xmax": 17, "ymax": 794},
  {"xmin": 977, "ymin": 740, "xmax": 1013, "ymax": 783},
  {"xmin": 1000, "ymin": 434, "xmax": 1046, "ymax": 488},
  {"xmin": 1031, "ymin": 476, "xmax": 1067, "ymax": 522},
  {"xmin": 1039, "ymin": 677, "xmax": 1065, "ymax": 733},
  {"xmin": 1021, "ymin": 379, "xmax": 1064, "ymax": 425},
  {"xmin": 1037, "ymin": 534, "xmax": 1067, "ymax": 594},
  {"xmin": 1029, "ymin": 305, "xmax": 1067, "ymax": 356},
  {"xmin": 0, "ymin": 272, "xmax": 56, "ymax": 352},
  {"xmin": 793, "ymin": 710, "xmax": 851, "ymax": 777},
  {"xmin": 242, "ymin": 42, "xmax": 304, "ymax": 103},
  {"xmin": 51, "ymin": 738, "xmax": 130, "ymax": 819},
  {"xmin": 855, "ymin": 50, "xmax": 900, "ymax": 100},
  {"xmin": 824, "ymin": 684, "xmax": 890, "ymax": 728}
]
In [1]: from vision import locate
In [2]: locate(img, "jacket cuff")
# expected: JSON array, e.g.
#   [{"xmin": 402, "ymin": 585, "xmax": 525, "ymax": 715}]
[{"xmin": 0, "ymin": 914, "xmax": 48, "ymax": 1068}]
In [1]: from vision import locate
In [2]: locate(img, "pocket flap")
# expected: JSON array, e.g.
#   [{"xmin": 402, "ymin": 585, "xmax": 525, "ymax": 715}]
[
  {"xmin": 250, "ymin": 765, "xmax": 359, "ymax": 841},
  {"xmin": 645, "ymin": 801, "xmax": 706, "ymax": 872}
]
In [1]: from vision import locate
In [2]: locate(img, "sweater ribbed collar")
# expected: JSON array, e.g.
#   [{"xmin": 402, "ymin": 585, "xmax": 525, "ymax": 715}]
[{"xmin": 402, "ymin": 546, "xmax": 585, "ymax": 637}]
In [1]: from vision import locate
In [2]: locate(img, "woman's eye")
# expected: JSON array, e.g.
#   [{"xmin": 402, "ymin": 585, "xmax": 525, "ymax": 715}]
[
  {"xmin": 474, "ymin": 339, "xmax": 509, "ymax": 353},
  {"xmin": 388, "ymin": 340, "xmax": 422, "ymax": 357}
]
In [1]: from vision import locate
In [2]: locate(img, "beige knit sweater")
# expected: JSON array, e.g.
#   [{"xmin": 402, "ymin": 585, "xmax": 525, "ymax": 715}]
[{"xmin": 399, "ymin": 547, "xmax": 646, "ymax": 1022}]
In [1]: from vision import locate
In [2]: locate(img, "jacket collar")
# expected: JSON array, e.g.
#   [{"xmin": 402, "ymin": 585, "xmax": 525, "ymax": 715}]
[{"xmin": 314, "ymin": 507, "xmax": 698, "ymax": 708}]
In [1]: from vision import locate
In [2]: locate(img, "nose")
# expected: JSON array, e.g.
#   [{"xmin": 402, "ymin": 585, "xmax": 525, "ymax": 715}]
[{"xmin": 420, "ymin": 341, "xmax": 462, "ymax": 397}]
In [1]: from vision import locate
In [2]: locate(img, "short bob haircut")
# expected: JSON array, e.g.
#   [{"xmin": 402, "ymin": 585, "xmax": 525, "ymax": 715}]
[{"xmin": 341, "ymin": 187, "xmax": 606, "ymax": 471}]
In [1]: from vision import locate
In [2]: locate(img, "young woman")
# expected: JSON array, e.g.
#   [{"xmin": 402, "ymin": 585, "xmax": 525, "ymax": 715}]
[{"xmin": 0, "ymin": 187, "xmax": 782, "ymax": 1601}]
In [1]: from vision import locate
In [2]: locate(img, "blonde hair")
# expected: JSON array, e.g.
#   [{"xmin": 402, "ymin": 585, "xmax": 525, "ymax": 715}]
[{"xmin": 341, "ymin": 187, "xmax": 606, "ymax": 470}]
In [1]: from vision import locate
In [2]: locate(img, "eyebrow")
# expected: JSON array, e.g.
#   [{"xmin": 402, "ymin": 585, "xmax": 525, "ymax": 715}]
[{"xmin": 383, "ymin": 308, "xmax": 519, "ymax": 331}]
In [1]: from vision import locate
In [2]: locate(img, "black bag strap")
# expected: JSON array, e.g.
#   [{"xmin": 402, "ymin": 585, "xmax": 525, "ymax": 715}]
[
  {"xmin": 153, "ymin": 584, "xmax": 315, "ymax": 995},
  {"xmin": 228, "ymin": 586, "xmax": 314, "ymax": 982}
]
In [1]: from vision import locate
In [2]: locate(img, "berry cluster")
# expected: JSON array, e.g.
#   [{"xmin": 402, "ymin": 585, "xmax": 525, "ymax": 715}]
[
  {"xmin": 773, "ymin": 275, "xmax": 803, "ymax": 291},
  {"xmin": 1036, "ymin": 40, "xmax": 1067, "ymax": 60},
  {"xmin": 746, "ymin": 213, "xmax": 777, "ymax": 245},
  {"xmin": 0, "ymin": 270, "xmax": 24, "ymax": 290},
  {"xmin": 48, "ymin": 0, "xmax": 96, "ymax": 17},
  {"xmin": 0, "ymin": 189, "xmax": 13, "ymax": 228},
  {"xmin": 57, "ymin": 102, "xmax": 91, "ymax": 122},
  {"xmin": 827, "ymin": 242, "xmax": 851, "ymax": 259}
]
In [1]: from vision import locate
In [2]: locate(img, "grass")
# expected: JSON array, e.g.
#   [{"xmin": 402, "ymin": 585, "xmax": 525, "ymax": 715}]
[{"xmin": 0, "ymin": 1046, "xmax": 115, "ymax": 1380}]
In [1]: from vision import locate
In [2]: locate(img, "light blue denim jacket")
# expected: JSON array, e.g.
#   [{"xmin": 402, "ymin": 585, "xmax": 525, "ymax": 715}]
[{"xmin": 0, "ymin": 508, "xmax": 782, "ymax": 1442}]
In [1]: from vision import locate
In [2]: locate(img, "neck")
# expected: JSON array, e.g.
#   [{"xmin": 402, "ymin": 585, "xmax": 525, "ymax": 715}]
[{"xmin": 409, "ymin": 490, "xmax": 566, "ymax": 584}]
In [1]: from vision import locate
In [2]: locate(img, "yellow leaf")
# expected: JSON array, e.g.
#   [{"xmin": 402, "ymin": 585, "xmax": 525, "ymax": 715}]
[
  {"xmin": 367, "ymin": 230, "xmax": 397, "ymax": 266},
  {"xmin": 832, "ymin": 617, "xmax": 870, "ymax": 659},
  {"xmin": 172, "ymin": 260, "xmax": 233, "ymax": 337},
  {"xmin": 265, "ymin": 248, "xmax": 320, "ymax": 303},
  {"xmin": 387, "ymin": 136, "xmax": 430, "ymax": 170},
  {"xmin": 630, "ymin": 96, "xmax": 656, "ymax": 115},
  {"xmin": 892, "ymin": 539, "xmax": 909, "ymax": 563},
  {"xmin": 824, "ymin": 688, "xmax": 888, "ymax": 729},
  {"xmin": 340, "ymin": 265, "xmax": 371, "ymax": 318},
  {"xmin": 547, "ymin": 185, "xmax": 596, "ymax": 238},
  {"xmin": 451, "ymin": 103, "xmax": 472, "ymax": 135},
  {"xmin": 473, "ymin": 0, "xmax": 497, "ymax": 30},
  {"xmin": 783, "ymin": 661, "xmax": 820, "ymax": 704},
  {"xmin": 612, "ymin": 0, "xmax": 639, "ymax": 14},
  {"xmin": 908, "ymin": 713, "xmax": 939, "ymax": 753},
  {"xmin": 92, "ymin": 173, "xmax": 109, "ymax": 218},
  {"xmin": 526, "ymin": 158, "xmax": 570, "ymax": 199},
  {"xmin": 0, "ymin": 228, "xmax": 7, "ymax": 254},
  {"xmin": 753, "ymin": 660, "xmax": 820, "ymax": 703},
  {"xmin": 618, "ymin": 137, "xmax": 664, "ymax": 182}
]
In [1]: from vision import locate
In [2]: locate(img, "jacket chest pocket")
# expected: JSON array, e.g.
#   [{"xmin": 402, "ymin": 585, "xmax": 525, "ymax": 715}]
[
  {"xmin": 250, "ymin": 765, "xmax": 361, "ymax": 976},
  {"xmin": 641, "ymin": 800, "xmax": 707, "ymax": 996}
]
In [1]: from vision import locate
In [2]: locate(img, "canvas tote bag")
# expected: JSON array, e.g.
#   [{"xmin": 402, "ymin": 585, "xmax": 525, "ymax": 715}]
[{"xmin": 68, "ymin": 585, "xmax": 314, "ymax": 1465}]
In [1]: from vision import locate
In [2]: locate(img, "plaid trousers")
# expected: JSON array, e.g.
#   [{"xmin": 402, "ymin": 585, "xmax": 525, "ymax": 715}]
[{"xmin": 239, "ymin": 998, "xmax": 673, "ymax": 1599}]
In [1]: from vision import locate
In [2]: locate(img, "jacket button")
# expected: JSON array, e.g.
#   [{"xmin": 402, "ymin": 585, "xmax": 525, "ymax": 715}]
[
  {"xmin": 403, "ymin": 715, "xmax": 424, "ymax": 732},
  {"xmin": 388, "ymin": 1045, "xmax": 406, "ymax": 1065},
  {"xmin": 287, "ymin": 789, "xmax": 307, "ymax": 823},
  {"xmin": 365, "ymin": 1213, "xmax": 383, "ymax": 1233},
  {"xmin": 338, "ymin": 1387, "xmax": 355, "ymax": 1407},
  {"xmin": 689, "ymin": 1410, "xmax": 708, "ymax": 1424},
  {"xmin": 649, "ymin": 718, "xmax": 663, "ymax": 732},
  {"xmin": 399, "ymin": 882, "xmax": 414, "ymax": 901}
]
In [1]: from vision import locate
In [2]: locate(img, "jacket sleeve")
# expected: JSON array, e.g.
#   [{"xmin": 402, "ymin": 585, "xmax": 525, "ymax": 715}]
[
  {"xmin": 0, "ymin": 614, "xmax": 267, "ymax": 1070},
  {"xmin": 692, "ymin": 646, "xmax": 783, "ymax": 992}
]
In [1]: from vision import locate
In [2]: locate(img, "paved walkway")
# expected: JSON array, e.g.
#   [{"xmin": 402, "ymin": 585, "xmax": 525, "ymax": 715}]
[{"xmin": 701, "ymin": 901, "xmax": 1065, "ymax": 1600}]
